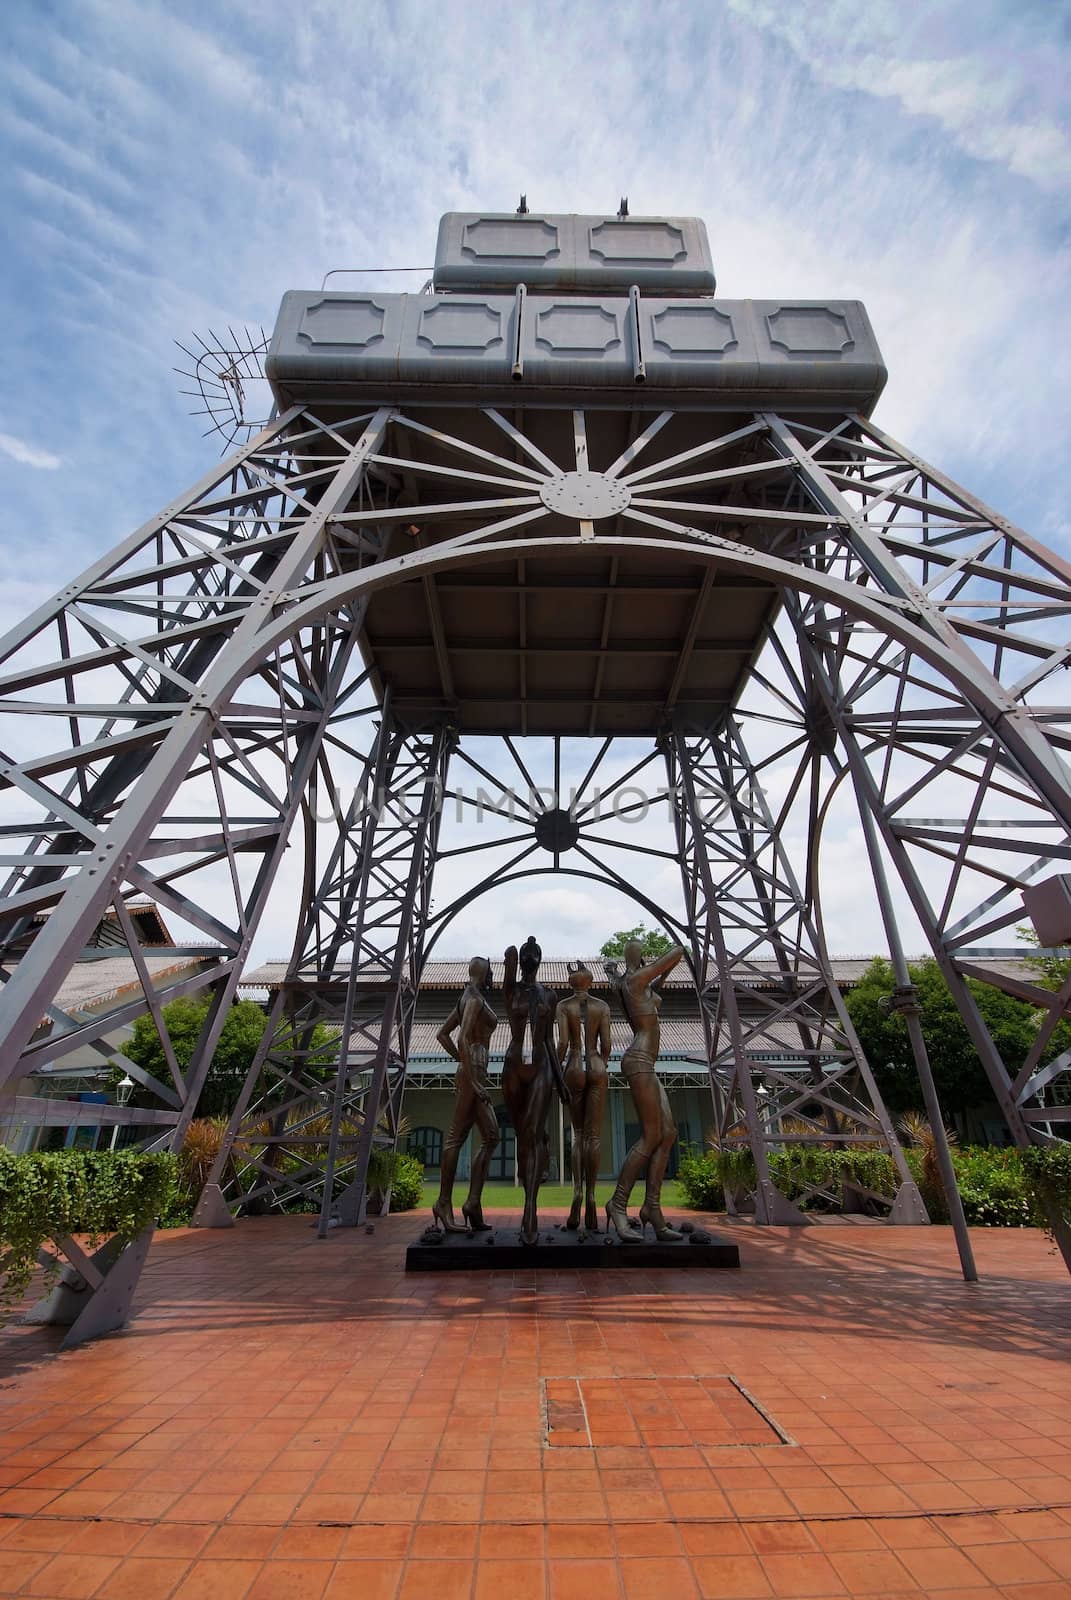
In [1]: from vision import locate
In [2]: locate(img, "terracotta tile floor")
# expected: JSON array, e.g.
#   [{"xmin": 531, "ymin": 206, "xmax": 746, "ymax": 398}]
[{"xmin": 2, "ymin": 1208, "xmax": 1070, "ymax": 1598}]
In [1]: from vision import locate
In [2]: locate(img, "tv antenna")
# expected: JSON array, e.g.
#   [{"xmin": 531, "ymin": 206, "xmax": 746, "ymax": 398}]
[{"xmin": 175, "ymin": 325, "xmax": 272, "ymax": 449}]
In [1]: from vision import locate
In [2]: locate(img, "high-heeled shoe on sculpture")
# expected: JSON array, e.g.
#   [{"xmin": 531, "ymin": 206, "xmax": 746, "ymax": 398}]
[
  {"xmin": 461, "ymin": 1199, "xmax": 491, "ymax": 1233},
  {"xmin": 638, "ymin": 1202, "xmax": 682, "ymax": 1241},
  {"xmin": 432, "ymin": 1198, "xmax": 468, "ymax": 1233},
  {"xmin": 605, "ymin": 1200, "xmax": 642, "ymax": 1243}
]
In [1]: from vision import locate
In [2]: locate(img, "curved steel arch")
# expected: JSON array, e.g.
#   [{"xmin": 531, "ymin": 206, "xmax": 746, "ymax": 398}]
[
  {"xmin": 218, "ymin": 529, "xmax": 1071, "ymax": 813},
  {"xmin": 419, "ymin": 863, "xmax": 689, "ymax": 961}
]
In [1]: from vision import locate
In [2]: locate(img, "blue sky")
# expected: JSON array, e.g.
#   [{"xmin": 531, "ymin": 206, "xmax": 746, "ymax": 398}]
[{"xmin": 0, "ymin": 0, "xmax": 1068, "ymax": 959}]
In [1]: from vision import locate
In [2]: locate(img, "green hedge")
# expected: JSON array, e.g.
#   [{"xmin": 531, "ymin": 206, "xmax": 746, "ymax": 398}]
[
  {"xmin": 0, "ymin": 1149, "xmax": 177, "ymax": 1310},
  {"xmin": 157, "ymin": 1152, "xmax": 427, "ymax": 1223},
  {"xmin": 950, "ymin": 1147, "xmax": 1036, "ymax": 1228},
  {"xmin": 676, "ymin": 1140, "xmax": 1071, "ymax": 1232},
  {"xmin": 1021, "ymin": 1142, "xmax": 1071, "ymax": 1244},
  {"xmin": 775, "ymin": 1147, "xmax": 899, "ymax": 1204},
  {"xmin": 387, "ymin": 1152, "xmax": 424, "ymax": 1211},
  {"xmin": 677, "ymin": 1143, "xmax": 728, "ymax": 1210}
]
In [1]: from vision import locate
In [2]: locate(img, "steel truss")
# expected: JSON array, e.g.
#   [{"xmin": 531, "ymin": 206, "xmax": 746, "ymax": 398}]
[
  {"xmin": 0, "ymin": 405, "xmax": 398, "ymax": 1147},
  {"xmin": 1, "ymin": 399, "xmax": 1070, "ymax": 1275},
  {"xmin": 666, "ymin": 723, "xmax": 926, "ymax": 1225},
  {"xmin": 195, "ymin": 709, "xmax": 452, "ymax": 1230}
]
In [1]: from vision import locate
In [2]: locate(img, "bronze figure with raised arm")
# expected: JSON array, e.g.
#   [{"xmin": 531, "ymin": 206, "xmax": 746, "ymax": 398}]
[
  {"xmin": 432, "ymin": 955, "xmax": 499, "ymax": 1233},
  {"xmin": 556, "ymin": 961, "xmax": 611, "ymax": 1236},
  {"xmin": 605, "ymin": 938, "xmax": 686, "ymax": 1242}
]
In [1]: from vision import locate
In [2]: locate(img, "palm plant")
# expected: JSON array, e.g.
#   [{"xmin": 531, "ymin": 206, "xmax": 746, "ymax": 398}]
[
  {"xmin": 898, "ymin": 1111, "xmax": 956, "ymax": 1220},
  {"xmin": 178, "ymin": 1117, "xmax": 229, "ymax": 1192}
]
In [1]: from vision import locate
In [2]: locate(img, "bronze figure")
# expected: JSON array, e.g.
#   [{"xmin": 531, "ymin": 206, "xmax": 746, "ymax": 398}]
[
  {"xmin": 556, "ymin": 961, "xmax": 610, "ymax": 1235},
  {"xmin": 432, "ymin": 955, "xmax": 499, "ymax": 1233},
  {"xmin": 605, "ymin": 939, "xmax": 685, "ymax": 1242},
  {"xmin": 502, "ymin": 935, "xmax": 566, "ymax": 1245}
]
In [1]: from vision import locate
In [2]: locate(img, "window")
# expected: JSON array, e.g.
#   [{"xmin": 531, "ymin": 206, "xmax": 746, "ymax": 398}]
[
  {"xmin": 489, "ymin": 1107, "xmax": 514, "ymax": 1181},
  {"xmin": 407, "ymin": 1127, "xmax": 443, "ymax": 1168},
  {"xmin": 135, "ymin": 910, "xmax": 167, "ymax": 945}
]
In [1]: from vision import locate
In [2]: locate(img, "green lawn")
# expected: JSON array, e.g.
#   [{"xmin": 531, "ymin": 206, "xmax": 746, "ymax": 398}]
[{"xmin": 421, "ymin": 1180, "xmax": 688, "ymax": 1210}]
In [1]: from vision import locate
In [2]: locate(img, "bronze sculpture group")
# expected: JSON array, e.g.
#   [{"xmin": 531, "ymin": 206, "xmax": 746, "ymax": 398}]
[{"xmin": 433, "ymin": 934, "xmax": 685, "ymax": 1244}]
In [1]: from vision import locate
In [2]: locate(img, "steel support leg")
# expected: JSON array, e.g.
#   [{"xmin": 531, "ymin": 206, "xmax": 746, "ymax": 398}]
[
  {"xmin": 855, "ymin": 799, "xmax": 978, "ymax": 1281},
  {"xmin": 785, "ymin": 591, "xmax": 1071, "ymax": 1270},
  {"xmin": 667, "ymin": 720, "xmax": 923, "ymax": 1224},
  {"xmin": 322, "ymin": 722, "xmax": 452, "ymax": 1231}
]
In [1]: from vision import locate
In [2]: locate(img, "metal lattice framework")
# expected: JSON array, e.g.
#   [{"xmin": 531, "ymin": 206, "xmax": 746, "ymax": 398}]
[
  {"xmin": 666, "ymin": 723, "xmax": 926, "ymax": 1225},
  {"xmin": 2, "ymin": 389, "xmax": 1070, "ymax": 1274},
  {"xmin": 0, "ymin": 407, "xmax": 394, "ymax": 1142},
  {"xmin": 194, "ymin": 711, "xmax": 452, "ymax": 1231}
]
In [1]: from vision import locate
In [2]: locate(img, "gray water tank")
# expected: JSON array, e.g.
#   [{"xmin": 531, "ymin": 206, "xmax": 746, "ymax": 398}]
[{"xmin": 433, "ymin": 212, "xmax": 716, "ymax": 296}]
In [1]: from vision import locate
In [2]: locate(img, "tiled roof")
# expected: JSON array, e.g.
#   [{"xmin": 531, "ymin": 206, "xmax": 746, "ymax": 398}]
[
  {"xmin": 404, "ymin": 1016, "xmax": 813, "ymax": 1060},
  {"xmin": 49, "ymin": 955, "xmax": 221, "ymax": 1014},
  {"xmin": 241, "ymin": 954, "xmax": 1039, "ymax": 994}
]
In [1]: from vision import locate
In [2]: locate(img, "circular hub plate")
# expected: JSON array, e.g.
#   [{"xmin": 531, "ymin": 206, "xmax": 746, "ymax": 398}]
[
  {"xmin": 534, "ymin": 807, "xmax": 581, "ymax": 854},
  {"xmin": 539, "ymin": 471, "xmax": 631, "ymax": 520}
]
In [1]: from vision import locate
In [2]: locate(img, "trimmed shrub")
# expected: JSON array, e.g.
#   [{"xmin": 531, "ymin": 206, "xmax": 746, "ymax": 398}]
[
  {"xmin": 676, "ymin": 1144, "xmax": 725, "ymax": 1210},
  {"xmin": 770, "ymin": 1147, "xmax": 897, "ymax": 1208},
  {"xmin": 387, "ymin": 1152, "xmax": 425, "ymax": 1212}
]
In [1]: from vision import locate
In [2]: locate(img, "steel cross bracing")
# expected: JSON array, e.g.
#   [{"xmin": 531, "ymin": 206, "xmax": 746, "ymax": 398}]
[
  {"xmin": 665, "ymin": 724, "xmax": 926, "ymax": 1225},
  {"xmin": 0, "ymin": 399, "xmax": 1069, "ymax": 1268},
  {"xmin": 754, "ymin": 422, "xmax": 1071, "ymax": 1255},
  {"xmin": 0, "ymin": 405, "xmax": 402, "ymax": 1141},
  {"xmin": 194, "ymin": 711, "xmax": 452, "ymax": 1228},
  {"xmin": 762, "ymin": 416, "xmax": 1071, "ymax": 1112}
]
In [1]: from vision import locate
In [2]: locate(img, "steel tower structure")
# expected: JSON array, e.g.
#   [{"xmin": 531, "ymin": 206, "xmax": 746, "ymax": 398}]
[{"xmin": 3, "ymin": 207, "xmax": 1071, "ymax": 1302}]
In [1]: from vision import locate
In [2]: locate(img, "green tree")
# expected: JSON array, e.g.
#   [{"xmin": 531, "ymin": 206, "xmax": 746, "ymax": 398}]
[
  {"xmin": 600, "ymin": 923, "xmax": 674, "ymax": 960},
  {"xmin": 121, "ymin": 998, "xmax": 337, "ymax": 1117},
  {"xmin": 845, "ymin": 955, "xmax": 1039, "ymax": 1119}
]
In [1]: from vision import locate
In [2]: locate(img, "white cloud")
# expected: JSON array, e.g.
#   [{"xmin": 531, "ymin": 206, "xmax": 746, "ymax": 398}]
[
  {"xmin": 823, "ymin": 52, "xmax": 1071, "ymax": 193},
  {"xmin": 727, "ymin": 0, "xmax": 1071, "ymax": 192},
  {"xmin": 0, "ymin": 431, "xmax": 61, "ymax": 470}
]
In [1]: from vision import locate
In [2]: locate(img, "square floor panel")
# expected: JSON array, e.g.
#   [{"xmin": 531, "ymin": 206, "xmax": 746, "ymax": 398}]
[{"xmin": 543, "ymin": 1376, "xmax": 786, "ymax": 1449}]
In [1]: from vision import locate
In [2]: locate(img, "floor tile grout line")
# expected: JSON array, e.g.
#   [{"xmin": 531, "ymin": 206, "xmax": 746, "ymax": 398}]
[{"xmin": 4, "ymin": 1496, "xmax": 1071, "ymax": 1533}]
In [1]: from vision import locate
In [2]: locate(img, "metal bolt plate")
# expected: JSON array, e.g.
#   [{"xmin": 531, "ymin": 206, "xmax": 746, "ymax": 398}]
[
  {"xmin": 539, "ymin": 471, "xmax": 631, "ymax": 520},
  {"xmin": 533, "ymin": 807, "xmax": 581, "ymax": 853}
]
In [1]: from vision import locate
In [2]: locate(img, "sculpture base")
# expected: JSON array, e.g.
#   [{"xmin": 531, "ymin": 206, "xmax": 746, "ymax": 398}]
[{"xmin": 405, "ymin": 1226, "xmax": 740, "ymax": 1271}]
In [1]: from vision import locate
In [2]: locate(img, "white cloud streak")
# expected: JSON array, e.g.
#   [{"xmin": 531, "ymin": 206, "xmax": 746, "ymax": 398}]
[
  {"xmin": 727, "ymin": 0, "xmax": 1071, "ymax": 191},
  {"xmin": 0, "ymin": 431, "xmax": 61, "ymax": 470}
]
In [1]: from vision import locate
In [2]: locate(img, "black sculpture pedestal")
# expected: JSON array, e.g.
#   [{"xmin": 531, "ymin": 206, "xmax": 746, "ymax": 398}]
[{"xmin": 405, "ymin": 1227, "xmax": 740, "ymax": 1271}]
